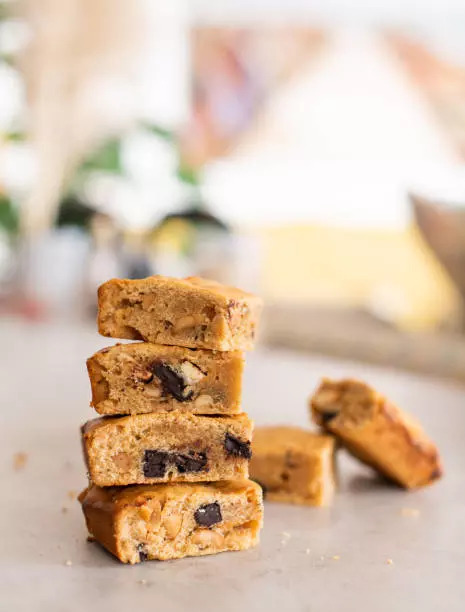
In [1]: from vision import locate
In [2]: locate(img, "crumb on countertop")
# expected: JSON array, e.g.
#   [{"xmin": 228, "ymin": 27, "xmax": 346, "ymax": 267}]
[
  {"xmin": 64, "ymin": 560, "xmax": 72, "ymax": 567},
  {"xmin": 61, "ymin": 507, "xmax": 69, "ymax": 514},
  {"xmin": 401, "ymin": 507, "xmax": 420, "ymax": 518},
  {"xmin": 386, "ymin": 558, "xmax": 394, "ymax": 565},
  {"xmin": 332, "ymin": 555, "xmax": 340, "ymax": 561},
  {"xmin": 13, "ymin": 452, "xmax": 28, "ymax": 471},
  {"xmin": 67, "ymin": 490, "xmax": 78, "ymax": 500}
]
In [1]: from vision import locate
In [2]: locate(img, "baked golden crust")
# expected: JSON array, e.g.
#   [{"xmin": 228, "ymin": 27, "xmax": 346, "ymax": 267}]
[
  {"xmin": 250, "ymin": 426, "xmax": 335, "ymax": 506},
  {"xmin": 81, "ymin": 412, "xmax": 253, "ymax": 487},
  {"xmin": 97, "ymin": 276, "xmax": 262, "ymax": 351},
  {"xmin": 79, "ymin": 480, "xmax": 263, "ymax": 563},
  {"xmin": 310, "ymin": 378, "xmax": 442, "ymax": 489},
  {"xmin": 87, "ymin": 342, "xmax": 244, "ymax": 416}
]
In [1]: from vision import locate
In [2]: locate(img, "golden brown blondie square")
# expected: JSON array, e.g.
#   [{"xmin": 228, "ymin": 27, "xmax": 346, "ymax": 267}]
[
  {"xmin": 87, "ymin": 342, "xmax": 244, "ymax": 416},
  {"xmin": 250, "ymin": 426, "xmax": 335, "ymax": 506},
  {"xmin": 79, "ymin": 480, "xmax": 263, "ymax": 563},
  {"xmin": 81, "ymin": 412, "xmax": 253, "ymax": 487},
  {"xmin": 311, "ymin": 378, "xmax": 442, "ymax": 489},
  {"xmin": 97, "ymin": 276, "xmax": 262, "ymax": 351}
]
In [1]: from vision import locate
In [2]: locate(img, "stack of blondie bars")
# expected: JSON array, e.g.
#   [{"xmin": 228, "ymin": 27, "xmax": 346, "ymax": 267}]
[{"xmin": 79, "ymin": 276, "xmax": 263, "ymax": 563}]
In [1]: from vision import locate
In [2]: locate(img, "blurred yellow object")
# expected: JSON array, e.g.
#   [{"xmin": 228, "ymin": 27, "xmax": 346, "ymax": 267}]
[
  {"xmin": 262, "ymin": 224, "xmax": 461, "ymax": 331},
  {"xmin": 150, "ymin": 218, "xmax": 194, "ymax": 255}
]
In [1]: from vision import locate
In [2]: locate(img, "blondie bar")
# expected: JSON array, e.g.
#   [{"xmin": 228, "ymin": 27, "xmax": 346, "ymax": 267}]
[
  {"xmin": 79, "ymin": 480, "xmax": 263, "ymax": 563},
  {"xmin": 97, "ymin": 276, "xmax": 262, "ymax": 351},
  {"xmin": 81, "ymin": 412, "xmax": 252, "ymax": 486},
  {"xmin": 87, "ymin": 343, "xmax": 244, "ymax": 416},
  {"xmin": 250, "ymin": 426, "xmax": 335, "ymax": 506},
  {"xmin": 311, "ymin": 378, "xmax": 442, "ymax": 489}
]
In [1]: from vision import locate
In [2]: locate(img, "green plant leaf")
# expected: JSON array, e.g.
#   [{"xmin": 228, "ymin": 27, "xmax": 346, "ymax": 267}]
[
  {"xmin": 78, "ymin": 138, "xmax": 122, "ymax": 174},
  {"xmin": 0, "ymin": 194, "xmax": 20, "ymax": 235},
  {"xmin": 139, "ymin": 121, "xmax": 174, "ymax": 142}
]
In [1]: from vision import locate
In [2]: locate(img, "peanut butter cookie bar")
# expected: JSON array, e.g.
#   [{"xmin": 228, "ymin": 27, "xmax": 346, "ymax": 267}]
[
  {"xmin": 311, "ymin": 378, "xmax": 442, "ymax": 489},
  {"xmin": 87, "ymin": 343, "xmax": 244, "ymax": 416},
  {"xmin": 97, "ymin": 276, "xmax": 262, "ymax": 351},
  {"xmin": 250, "ymin": 426, "xmax": 335, "ymax": 506},
  {"xmin": 82, "ymin": 413, "xmax": 253, "ymax": 487},
  {"xmin": 79, "ymin": 480, "xmax": 263, "ymax": 563}
]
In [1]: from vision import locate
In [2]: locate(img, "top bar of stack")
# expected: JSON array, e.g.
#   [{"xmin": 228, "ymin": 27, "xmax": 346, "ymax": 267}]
[{"xmin": 97, "ymin": 276, "xmax": 262, "ymax": 351}]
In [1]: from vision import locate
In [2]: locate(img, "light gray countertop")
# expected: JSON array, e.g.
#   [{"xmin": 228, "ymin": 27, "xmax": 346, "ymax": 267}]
[{"xmin": 1, "ymin": 319, "xmax": 464, "ymax": 612}]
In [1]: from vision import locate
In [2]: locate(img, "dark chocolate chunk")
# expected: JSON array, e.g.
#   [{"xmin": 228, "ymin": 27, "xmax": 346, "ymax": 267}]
[
  {"xmin": 175, "ymin": 451, "xmax": 208, "ymax": 474},
  {"xmin": 320, "ymin": 411, "xmax": 338, "ymax": 424},
  {"xmin": 143, "ymin": 449, "xmax": 207, "ymax": 477},
  {"xmin": 143, "ymin": 450, "xmax": 169, "ymax": 478},
  {"xmin": 224, "ymin": 433, "xmax": 252, "ymax": 459},
  {"xmin": 152, "ymin": 363, "xmax": 193, "ymax": 402},
  {"xmin": 137, "ymin": 543, "xmax": 148, "ymax": 562},
  {"xmin": 194, "ymin": 502, "xmax": 222, "ymax": 527}
]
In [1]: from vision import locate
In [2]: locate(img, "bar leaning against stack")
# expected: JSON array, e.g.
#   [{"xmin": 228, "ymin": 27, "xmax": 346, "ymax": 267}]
[{"xmin": 79, "ymin": 276, "xmax": 264, "ymax": 563}]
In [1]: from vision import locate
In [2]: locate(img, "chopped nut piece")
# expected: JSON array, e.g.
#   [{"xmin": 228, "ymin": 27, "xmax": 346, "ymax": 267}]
[
  {"xmin": 312, "ymin": 388, "xmax": 340, "ymax": 409},
  {"xmin": 191, "ymin": 529, "xmax": 224, "ymax": 549},
  {"xmin": 174, "ymin": 314, "xmax": 200, "ymax": 331},
  {"xmin": 163, "ymin": 514, "xmax": 182, "ymax": 539},
  {"xmin": 133, "ymin": 368, "xmax": 154, "ymax": 384},
  {"xmin": 194, "ymin": 394, "xmax": 214, "ymax": 409},
  {"xmin": 149, "ymin": 502, "xmax": 162, "ymax": 529},
  {"xmin": 111, "ymin": 452, "xmax": 133, "ymax": 471},
  {"xmin": 138, "ymin": 506, "xmax": 152, "ymax": 521},
  {"xmin": 179, "ymin": 361, "xmax": 205, "ymax": 385},
  {"xmin": 144, "ymin": 387, "xmax": 161, "ymax": 399}
]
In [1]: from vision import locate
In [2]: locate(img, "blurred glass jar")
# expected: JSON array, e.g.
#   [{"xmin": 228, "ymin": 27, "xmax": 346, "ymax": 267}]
[
  {"xmin": 149, "ymin": 203, "xmax": 261, "ymax": 292},
  {"xmin": 19, "ymin": 227, "xmax": 91, "ymax": 320}
]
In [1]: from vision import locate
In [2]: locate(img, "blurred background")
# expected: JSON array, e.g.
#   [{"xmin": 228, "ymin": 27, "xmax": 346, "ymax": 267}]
[{"xmin": 2, "ymin": 0, "xmax": 465, "ymax": 381}]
